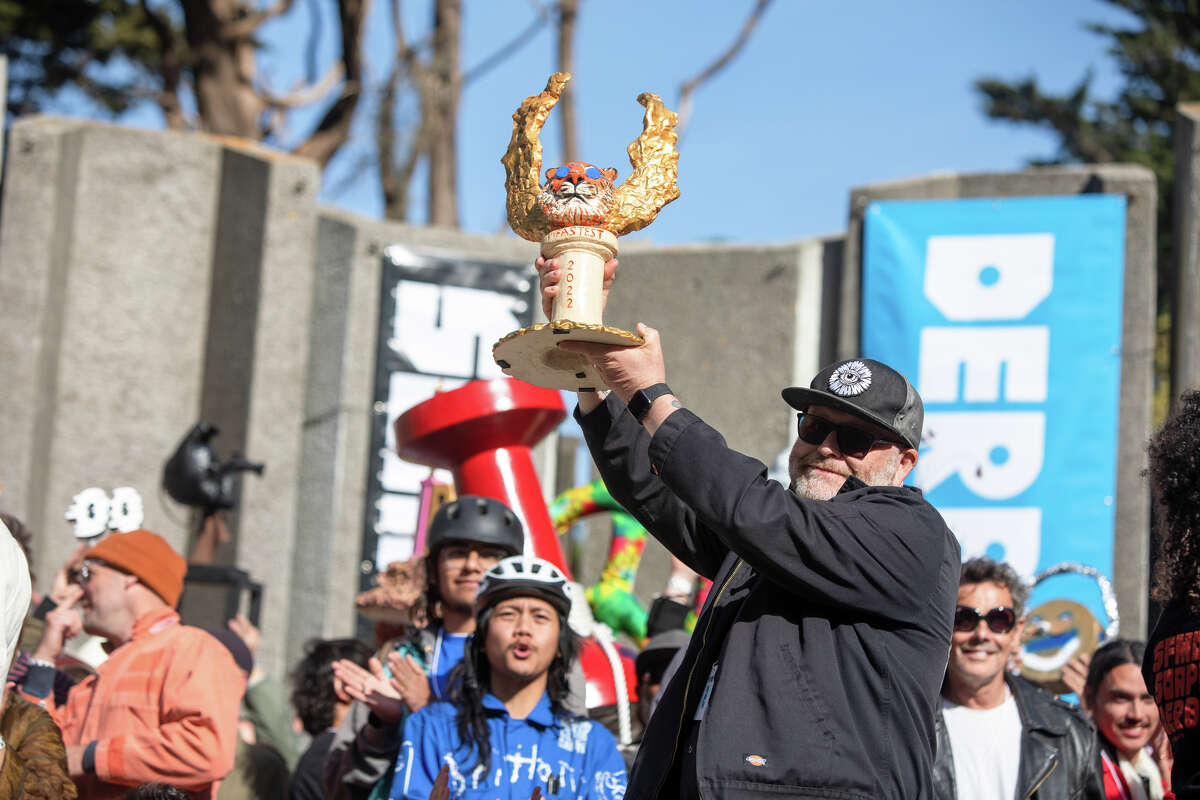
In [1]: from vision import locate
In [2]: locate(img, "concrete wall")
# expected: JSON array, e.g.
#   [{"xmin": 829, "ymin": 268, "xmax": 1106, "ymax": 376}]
[
  {"xmin": 0, "ymin": 117, "xmax": 320, "ymax": 677},
  {"xmin": 839, "ymin": 165, "xmax": 1158, "ymax": 638},
  {"xmin": 2, "ymin": 117, "xmax": 221, "ymax": 565}
]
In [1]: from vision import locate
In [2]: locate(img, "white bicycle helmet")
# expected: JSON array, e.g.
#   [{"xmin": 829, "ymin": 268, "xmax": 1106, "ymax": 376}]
[{"xmin": 475, "ymin": 555, "xmax": 572, "ymax": 616}]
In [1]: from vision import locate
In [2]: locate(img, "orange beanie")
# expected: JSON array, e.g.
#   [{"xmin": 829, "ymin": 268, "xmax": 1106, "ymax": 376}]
[{"xmin": 86, "ymin": 529, "xmax": 187, "ymax": 607}]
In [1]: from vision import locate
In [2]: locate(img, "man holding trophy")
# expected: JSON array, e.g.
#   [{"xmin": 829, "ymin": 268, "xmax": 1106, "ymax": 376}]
[{"xmin": 498, "ymin": 74, "xmax": 962, "ymax": 800}]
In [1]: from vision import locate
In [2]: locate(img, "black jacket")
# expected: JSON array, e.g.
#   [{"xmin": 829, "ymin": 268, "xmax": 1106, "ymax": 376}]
[
  {"xmin": 932, "ymin": 675, "xmax": 1104, "ymax": 799},
  {"xmin": 1144, "ymin": 599, "xmax": 1200, "ymax": 798},
  {"xmin": 579, "ymin": 396, "xmax": 961, "ymax": 800}
]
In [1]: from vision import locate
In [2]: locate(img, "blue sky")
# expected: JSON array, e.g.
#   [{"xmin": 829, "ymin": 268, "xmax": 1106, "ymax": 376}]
[{"xmin": 68, "ymin": 1, "xmax": 1133, "ymax": 245}]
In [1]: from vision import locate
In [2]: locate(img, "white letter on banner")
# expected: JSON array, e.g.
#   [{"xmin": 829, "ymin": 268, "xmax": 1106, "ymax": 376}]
[
  {"xmin": 939, "ymin": 507, "xmax": 1041, "ymax": 578},
  {"xmin": 915, "ymin": 411, "xmax": 1045, "ymax": 499},
  {"xmin": 924, "ymin": 233, "xmax": 1054, "ymax": 321},
  {"xmin": 918, "ymin": 326, "xmax": 1049, "ymax": 402}
]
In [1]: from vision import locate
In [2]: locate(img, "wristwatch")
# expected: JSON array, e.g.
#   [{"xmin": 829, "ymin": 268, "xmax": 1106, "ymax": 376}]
[{"xmin": 628, "ymin": 383, "xmax": 673, "ymax": 422}]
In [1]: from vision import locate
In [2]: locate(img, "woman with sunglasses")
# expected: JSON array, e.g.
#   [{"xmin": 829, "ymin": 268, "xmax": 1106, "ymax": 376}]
[{"xmin": 1084, "ymin": 640, "xmax": 1170, "ymax": 800}]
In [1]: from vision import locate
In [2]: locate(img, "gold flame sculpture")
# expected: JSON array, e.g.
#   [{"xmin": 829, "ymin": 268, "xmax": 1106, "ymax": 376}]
[
  {"xmin": 493, "ymin": 73, "xmax": 681, "ymax": 391},
  {"xmin": 502, "ymin": 72, "xmax": 680, "ymax": 241}
]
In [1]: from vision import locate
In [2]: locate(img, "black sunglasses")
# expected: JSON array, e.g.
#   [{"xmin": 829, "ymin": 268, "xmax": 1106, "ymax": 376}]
[
  {"xmin": 954, "ymin": 605, "xmax": 1017, "ymax": 634},
  {"xmin": 795, "ymin": 412, "xmax": 902, "ymax": 459}
]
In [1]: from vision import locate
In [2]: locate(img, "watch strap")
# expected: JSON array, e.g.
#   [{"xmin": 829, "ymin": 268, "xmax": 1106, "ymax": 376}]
[{"xmin": 628, "ymin": 383, "xmax": 672, "ymax": 422}]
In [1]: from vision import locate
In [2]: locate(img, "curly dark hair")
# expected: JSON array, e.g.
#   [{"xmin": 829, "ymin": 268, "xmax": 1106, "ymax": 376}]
[
  {"xmin": 1149, "ymin": 391, "xmax": 1200, "ymax": 612},
  {"xmin": 446, "ymin": 603, "xmax": 580, "ymax": 772},
  {"xmin": 290, "ymin": 637, "xmax": 372, "ymax": 735},
  {"xmin": 959, "ymin": 557, "xmax": 1030, "ymax": 617},
  {"xmin": 0, "ymin": 511, "xmax": 36, "ymax": 584}
]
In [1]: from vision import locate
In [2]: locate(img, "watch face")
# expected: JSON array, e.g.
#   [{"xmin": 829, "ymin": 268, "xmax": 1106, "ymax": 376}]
[{"xmin": 630, "ymin": 384, "xmax": 668, "ymax": 421}]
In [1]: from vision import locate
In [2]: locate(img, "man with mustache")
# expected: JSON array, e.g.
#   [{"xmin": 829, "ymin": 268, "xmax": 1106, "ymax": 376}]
[
  {"xmin": 539, "ymin": 259, "xmax": 962, "ymax": 799},
  {"xmin": 933, "ymin": 557, "xmax": 1102, "ymax": 799}
]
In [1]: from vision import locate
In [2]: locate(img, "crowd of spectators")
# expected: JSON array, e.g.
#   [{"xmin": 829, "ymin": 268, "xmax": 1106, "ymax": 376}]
[
  {"xmin": 2, "ymin": 364, "xmax": 1198, "ymax": 799},
  {"xmin": 0, "ymin": 495, "xmax": 652, "ymax": 800}
]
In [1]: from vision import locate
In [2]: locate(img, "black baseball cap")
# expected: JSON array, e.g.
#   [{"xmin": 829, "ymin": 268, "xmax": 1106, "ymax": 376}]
[{"xmin": 781, "ymin": 358, "xmax": 923, "ymax": 450}]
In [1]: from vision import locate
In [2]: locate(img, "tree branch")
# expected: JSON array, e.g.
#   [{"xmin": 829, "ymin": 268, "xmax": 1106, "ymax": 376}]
[
  {"xmin": 676, "ymin": 0, "xmax": 774, "ymax": 138},
  {"xmin": 139, "ymin": 0, "xmax": 188, "ymax": 129},
  {"xmin": 257, "ymin": 62, "xmax": 344, "ymax": 109},
  {"xmin": 303, "ymin": 0, "xmax": 322, "ymax": 81},
  {"xmin": 326, "ymin": 151, "xmax": 378, "ymax": 200},
  {"xmin": 292, "ymin": 0, "xmax": 369, "ymax": 167},
  {"xmin": 378, "ymin": 0, "xmax": 430, "ymax": 219},
  {"xmin": 974, "ymin": 73, "xmax": 1123, "ymax": 164},
  {"xmin": 222, "ymin": 0, "xmax": 297, "ymax": 42},
  {"xmin": 555, "ymin": 0, "xmax": 578, "ymax": 161},
  {"xmin": 424, "ymin": 0, "xmax": 462, "ymax": 227},
  {"xmin": 462, "ymin": 2, "xmax": 552, "ymax": 86}
]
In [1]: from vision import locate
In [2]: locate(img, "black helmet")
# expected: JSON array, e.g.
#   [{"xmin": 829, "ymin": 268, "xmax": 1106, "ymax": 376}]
[
  {"xmin": 475, "ymin": 555, "xmax": 572, "ymax": 617},
  {"xmin": 425, "ymin": 496, "xmax": 524, "ymax": 559}
]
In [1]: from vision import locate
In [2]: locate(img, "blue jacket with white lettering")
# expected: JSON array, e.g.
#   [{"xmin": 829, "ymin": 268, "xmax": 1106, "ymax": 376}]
[
  {"xmin": 577, "ymin": 394, "xmax": 961, "ymax": 800},
  {"xmin": 389, "ymin": 693, "xmax": 626, "ymax": 800}
]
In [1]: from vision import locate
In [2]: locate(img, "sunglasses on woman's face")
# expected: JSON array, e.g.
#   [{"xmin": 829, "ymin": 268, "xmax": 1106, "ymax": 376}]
[
  {"xmin": 795, "ymin": 412, "xmax": 902, "ymax": 459},
  {"xmin": 954, "ymin": 605, "xmax": 1017, "ymax": 634}
]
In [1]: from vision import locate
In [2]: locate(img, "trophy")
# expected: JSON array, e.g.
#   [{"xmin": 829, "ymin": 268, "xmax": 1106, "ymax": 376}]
[{"xmin": 493, "ymin": 73, "xmax": 680, "ymax": 391}]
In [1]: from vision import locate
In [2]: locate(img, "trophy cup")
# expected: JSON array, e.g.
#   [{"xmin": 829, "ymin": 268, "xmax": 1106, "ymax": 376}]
[{"xmin": 493, "ymin": 73, "xmax": 680, "ymax": 391}]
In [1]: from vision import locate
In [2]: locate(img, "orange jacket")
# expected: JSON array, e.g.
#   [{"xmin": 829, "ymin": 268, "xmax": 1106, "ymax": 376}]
[{"xmin": 24, "ymin": 607, "xmax": 244, "ymax": 799}]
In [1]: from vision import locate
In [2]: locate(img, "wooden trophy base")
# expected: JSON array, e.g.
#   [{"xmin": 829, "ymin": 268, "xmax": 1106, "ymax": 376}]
[{"xmin": 492, "ymin": 320, "xmax": 643, "ymax": 392}]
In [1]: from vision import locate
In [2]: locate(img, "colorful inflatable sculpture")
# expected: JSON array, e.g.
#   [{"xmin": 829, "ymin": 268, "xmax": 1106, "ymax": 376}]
[{"xmin": 550, "ymin": 479, "xmax": 650, "ymax": 643}]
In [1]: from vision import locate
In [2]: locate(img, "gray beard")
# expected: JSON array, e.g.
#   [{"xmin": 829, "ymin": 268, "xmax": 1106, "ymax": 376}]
[
  {"xmin": 788, "ymin": 471, "xmax": 840, "ymax": 501},
  {"xmin": 788, "ymin": 451, "xmax": 902, "ymax": 500}
]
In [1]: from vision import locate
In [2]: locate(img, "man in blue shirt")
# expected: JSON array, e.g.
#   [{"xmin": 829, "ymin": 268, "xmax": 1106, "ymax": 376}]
[{"xmin": 390, "ymin": 555, "xmax": 626, "ymax": 800}]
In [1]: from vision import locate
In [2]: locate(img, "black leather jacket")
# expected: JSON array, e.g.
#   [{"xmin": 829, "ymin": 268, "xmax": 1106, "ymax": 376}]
[{"xmin": 933, "ymin": 675, "xmax": 1104, "ymax": 800}]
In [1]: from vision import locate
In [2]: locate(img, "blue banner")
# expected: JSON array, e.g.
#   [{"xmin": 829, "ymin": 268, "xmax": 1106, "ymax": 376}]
[{"xmin": 862, "ymin": 195, "xmax": 1126, "ymax": 640}]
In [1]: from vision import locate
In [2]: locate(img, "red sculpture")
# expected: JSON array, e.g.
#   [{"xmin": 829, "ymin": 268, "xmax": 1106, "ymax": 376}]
[
  {"xmin": 393, "ymin": 378, "xmax": 569, "ymax": 573},
  {"xmin": 393, "ymin": 378, "xmax": 638, "ymax": 727}
]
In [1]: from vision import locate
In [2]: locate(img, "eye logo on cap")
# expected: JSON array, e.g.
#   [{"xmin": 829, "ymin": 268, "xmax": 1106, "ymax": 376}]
[{"xmin": 828, "ymin": 360, "xmax": 872, "ymax": 397}]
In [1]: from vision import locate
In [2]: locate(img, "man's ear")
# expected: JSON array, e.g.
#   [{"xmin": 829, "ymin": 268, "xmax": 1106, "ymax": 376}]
[{"xmin": 892, "ymin": 448, "xmax": 919, "ymax": 485}]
